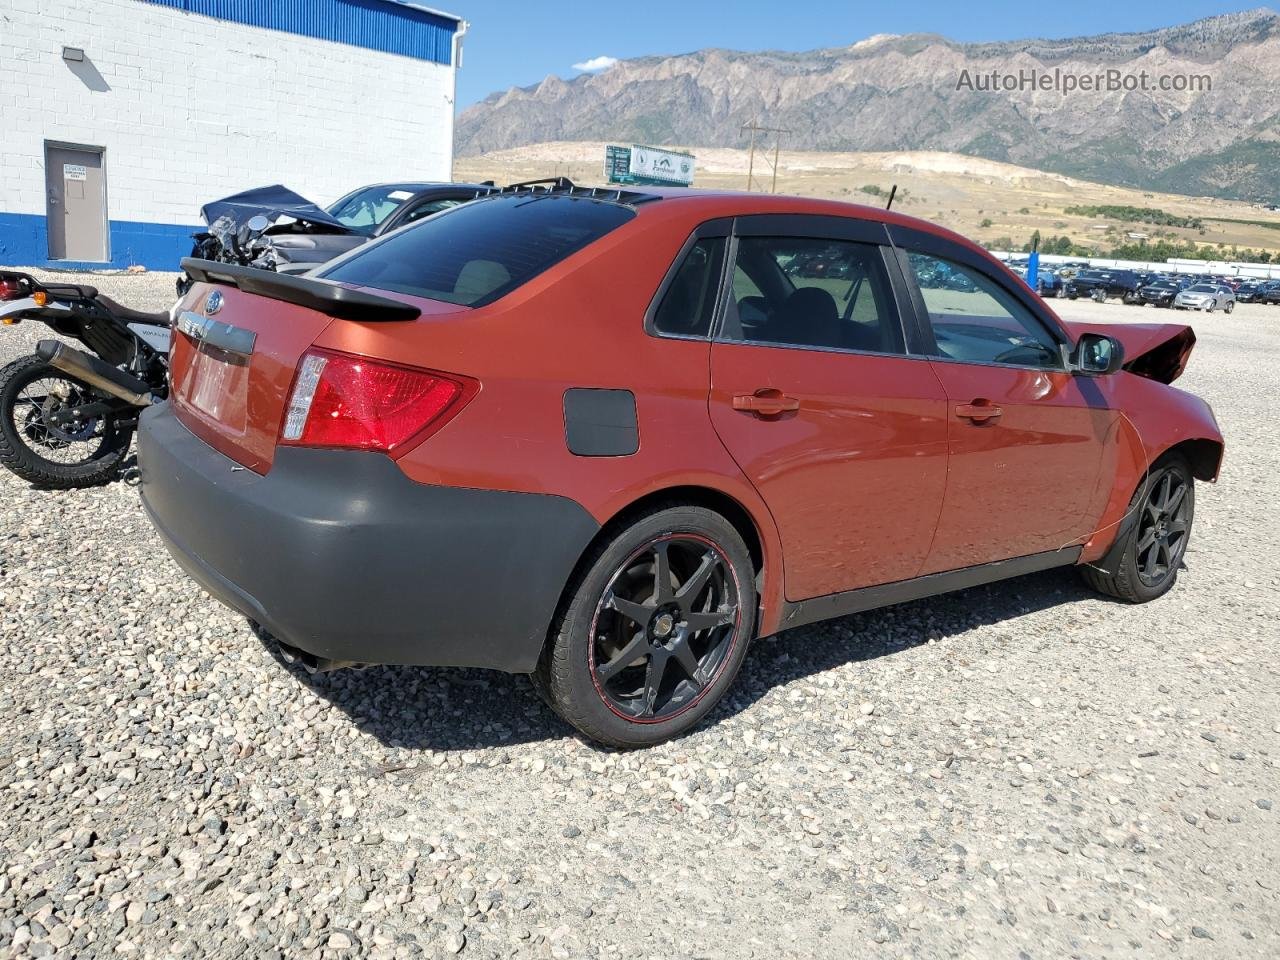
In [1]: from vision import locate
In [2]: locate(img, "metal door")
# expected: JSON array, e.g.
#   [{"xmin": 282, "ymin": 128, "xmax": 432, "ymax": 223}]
[
  {"xmin": 45, "ymin": 144, "xmax": 108, "ymax": 261},
  {"xmin": 707, "ymin": 216, "xmax": 950, "ymax": 601}
]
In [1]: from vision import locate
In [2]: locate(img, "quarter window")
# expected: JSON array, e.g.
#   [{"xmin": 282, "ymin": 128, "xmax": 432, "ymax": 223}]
[
  {"xmin": 722, "ymin": 237, "xmax": 903, "ymax": 354},
  {"xmin": 652, "ymin": 237, "xmax": 726, "ymax": 338},
  {"xmin": 906, "ymin": 252, "xmax": 1062, "ymax": 368}
]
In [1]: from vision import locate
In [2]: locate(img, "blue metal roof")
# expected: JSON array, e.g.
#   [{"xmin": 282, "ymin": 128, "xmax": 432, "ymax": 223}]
[{"xmin": 140, "ymin": 0, "xmax": 460, "ymax": 65}]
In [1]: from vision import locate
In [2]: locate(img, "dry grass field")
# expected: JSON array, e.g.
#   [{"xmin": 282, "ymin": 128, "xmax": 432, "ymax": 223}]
[{"xmin": 456, "ymin": 142, "xmax": 1280, "ymax": 257}]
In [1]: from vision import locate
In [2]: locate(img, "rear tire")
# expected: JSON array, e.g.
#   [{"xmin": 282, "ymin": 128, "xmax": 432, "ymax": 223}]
[
  {"xmin": 536, "ymin": 505, "xmax": 756, "ymax": 748},
  {"xmin": 0, "ymin": 355, "xmax": 132, "ymax": 489},
  {"xmin": 1081, "ymin": 455, "xmax": 1194, "ymax": 603}
]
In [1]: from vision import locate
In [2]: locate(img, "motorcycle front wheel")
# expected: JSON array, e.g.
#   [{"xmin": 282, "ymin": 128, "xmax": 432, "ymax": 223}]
[{"xmin": 0, "ymin": 355, "xmax": 133, "ymax": 488}]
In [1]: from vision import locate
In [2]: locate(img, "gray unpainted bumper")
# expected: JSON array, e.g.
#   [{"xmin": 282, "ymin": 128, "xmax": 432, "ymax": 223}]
[{"xmin": 138, "ymin": 403, "xmax": 599, "ymax": 672}]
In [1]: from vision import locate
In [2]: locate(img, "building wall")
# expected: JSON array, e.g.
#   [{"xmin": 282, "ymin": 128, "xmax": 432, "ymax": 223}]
[{"xmin": 0, "ymin": 0, "xmax": 458, "ymax": 269}]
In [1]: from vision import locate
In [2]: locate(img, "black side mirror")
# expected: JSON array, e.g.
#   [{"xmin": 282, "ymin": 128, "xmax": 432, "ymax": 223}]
[{"xmin": 1071, "ymin": 332, "xmax": 1124, "ymax": 376}]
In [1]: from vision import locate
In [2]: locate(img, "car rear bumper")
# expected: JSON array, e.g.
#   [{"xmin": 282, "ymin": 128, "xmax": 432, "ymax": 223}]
[{"xmin": 138, "ymin": 403, "xmax": 599, "ymax": 672}]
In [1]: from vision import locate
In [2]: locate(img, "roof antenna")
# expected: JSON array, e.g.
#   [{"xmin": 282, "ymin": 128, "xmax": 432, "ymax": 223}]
[{"xmin": 885, "ymin": 184, "xmax": 897, "ymax": 211}]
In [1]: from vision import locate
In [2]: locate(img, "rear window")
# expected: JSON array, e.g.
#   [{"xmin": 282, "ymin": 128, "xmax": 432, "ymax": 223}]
[{"xmin": 322, "ymin": 194, "xmax": 635, "ymax": 307}]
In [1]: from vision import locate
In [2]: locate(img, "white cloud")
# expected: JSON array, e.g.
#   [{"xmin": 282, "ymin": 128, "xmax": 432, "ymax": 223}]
[{"xmin": 572, "ymin": 55, "xmax": 618, "ymax": 73}]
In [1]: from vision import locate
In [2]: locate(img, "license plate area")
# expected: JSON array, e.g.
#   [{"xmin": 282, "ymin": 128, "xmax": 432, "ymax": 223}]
[{"xmin": 174, "ymin": 310, "xmax": 256, "ymax": 434}]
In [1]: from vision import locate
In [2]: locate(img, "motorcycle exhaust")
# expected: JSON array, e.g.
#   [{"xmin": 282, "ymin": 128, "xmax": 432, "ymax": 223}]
[{"xmin": 35, "ymin": 340, "xmax": 155, "ymax": 407}]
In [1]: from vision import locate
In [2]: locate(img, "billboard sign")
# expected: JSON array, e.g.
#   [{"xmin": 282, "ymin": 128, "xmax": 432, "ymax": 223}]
[
  {"xmin": 604, "ymin": 144, "xmax": 632, "ymax": 184},
  {"xmin": 629, "ymin": 145, "xmax": 694, "ymax": 185},
  {"xmin": 603, "ymin": 144, "xmax": 695, "ymax": 187}
]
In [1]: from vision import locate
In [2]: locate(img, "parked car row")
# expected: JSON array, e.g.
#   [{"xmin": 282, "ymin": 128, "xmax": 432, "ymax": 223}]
[{"xmin": 1015, "ymin": 263, "xmax": 1280, "ymax": 312}]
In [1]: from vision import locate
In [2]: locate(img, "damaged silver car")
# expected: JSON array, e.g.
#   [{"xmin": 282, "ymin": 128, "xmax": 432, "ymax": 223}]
[{"xmin": 178, "ymin": 181, "xmax": 490, "ymax": 294}]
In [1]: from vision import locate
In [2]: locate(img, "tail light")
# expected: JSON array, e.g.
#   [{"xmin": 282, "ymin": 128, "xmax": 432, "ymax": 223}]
[
  {"xmin": 280, "ymin": 349, "xmax": 477, "ymax": 453},
  {"xmin": 0, "ymin": 278, "xmax": 28, "ymax": 302}
]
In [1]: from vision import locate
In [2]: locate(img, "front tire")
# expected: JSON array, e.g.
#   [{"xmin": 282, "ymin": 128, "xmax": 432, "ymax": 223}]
[
  {"xmin": 1081, "ymin": 455, "xmax": 1194, "ymax": 603},
  {"xmin": 536, "ymin": 505, "xmax": 756, "ymax": 748},
  {"xmin": 0, "ymin": 355, "xmax": 132, "ymax": 488}
]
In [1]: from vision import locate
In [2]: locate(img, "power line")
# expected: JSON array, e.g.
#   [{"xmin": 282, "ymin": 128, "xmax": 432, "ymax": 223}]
[{"xmin": 741, "ymin": 119, "xmax": 790, "ymax": 193}]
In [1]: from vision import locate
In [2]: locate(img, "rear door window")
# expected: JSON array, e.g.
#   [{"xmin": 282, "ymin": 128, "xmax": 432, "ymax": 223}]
[
  {"xmin": 323, "ymin": 194, "xmax": 635, "ymax": 307},
  {"xmin": 722, "ymin": 236, "xmax": 904, "ymax": 354}
]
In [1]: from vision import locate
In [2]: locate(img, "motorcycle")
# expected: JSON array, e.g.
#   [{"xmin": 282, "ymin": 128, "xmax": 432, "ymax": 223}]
[{"xmin": 0, "ymin": 271, "xmax": 170, "ymax": 488}]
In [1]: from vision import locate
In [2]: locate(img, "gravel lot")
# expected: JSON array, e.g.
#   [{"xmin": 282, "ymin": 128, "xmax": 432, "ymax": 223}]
[{"xmin": 2, "ymin": 269, "xmax": 1278, "ymax": 959}]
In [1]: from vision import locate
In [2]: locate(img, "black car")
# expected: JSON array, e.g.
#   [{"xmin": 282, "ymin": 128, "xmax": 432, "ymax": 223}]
[
  {"xmin": 1066, "ymin": 269, "xmax": 1142, "ymax": 302},
  {"xmin": 1235, "ymin": 280, "xmax": 1263, "ymax": 303},
  {"xmin": 1137, "ymin": 279, "xmax": 1181, "ymax": 307},
  {"xmin": 1238, "ymin": 279, "xmax": 1280, "ymax": 304}
]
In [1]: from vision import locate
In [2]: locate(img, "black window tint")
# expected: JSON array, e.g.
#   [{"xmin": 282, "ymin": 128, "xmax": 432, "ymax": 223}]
[
  {"xmin": 652, "ymin": 237, "xmax": 726, "ymax": 338},
  {"xmin": 323, "ymin": 195, "xmax": 635, "ymax": 307},
  {"xmin": 723, "ymin": 237, "xmax": 903, "ymax": 354},
  {"xmin": 906, "ymin": 252, "xmax": 1062, "ymax": 369}
]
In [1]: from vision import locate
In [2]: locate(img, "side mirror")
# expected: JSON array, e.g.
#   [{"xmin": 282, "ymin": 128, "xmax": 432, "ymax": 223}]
[{"xmin": 1071, "ymin": 332, "xmax": 1124, "ymax": 376}]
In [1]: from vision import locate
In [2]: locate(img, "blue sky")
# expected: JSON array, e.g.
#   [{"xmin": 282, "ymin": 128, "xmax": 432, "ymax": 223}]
[{"xmin": 453, "ymin": 0, "xmax": 1266, "ymax": 107}]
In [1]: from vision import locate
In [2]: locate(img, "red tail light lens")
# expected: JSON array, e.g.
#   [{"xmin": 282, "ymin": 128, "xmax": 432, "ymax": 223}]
[
  {"xmin": 280, "ymin": 349, "xmax": 476, "ymax": 453},
  {"xmin": 0, "ymin": 279, "xmax": 26, "ymax": 302}
]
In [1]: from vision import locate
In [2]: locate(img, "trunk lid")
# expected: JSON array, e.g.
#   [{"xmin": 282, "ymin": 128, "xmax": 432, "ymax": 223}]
[
  {"xmin": 169, "ymin": 259, "xmax": 437, "ymax": 473},
  {"xmin": 170, "ymin": 283, "xmax": 337, "ymax": 473}
]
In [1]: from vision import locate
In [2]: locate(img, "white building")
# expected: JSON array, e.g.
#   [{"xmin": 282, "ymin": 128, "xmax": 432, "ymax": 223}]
[{"xmin": 0, "ymin": 0, "xmax": 465, "ymax": 269}]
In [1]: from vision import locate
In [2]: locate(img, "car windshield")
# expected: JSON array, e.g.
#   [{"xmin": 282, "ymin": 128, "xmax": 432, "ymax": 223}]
[
  {"xmin": 326, "ymin": 185, "xmax": 420, "ymax": 234},
  {"xmin": 322, "ymin": 194, "xmax": 636, "ymax": 307},
  {"xmin": 1149, "ymin": 282, "xmax": 1177, "ymax": 289},
  {"xmin": 1187, "ymin": 285, "xmax": 1216, "ymax": 293}
]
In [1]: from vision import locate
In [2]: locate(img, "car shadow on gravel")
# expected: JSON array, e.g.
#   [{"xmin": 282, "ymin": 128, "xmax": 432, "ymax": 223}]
[
  {"xmin": 714, "ymin": 566, "xmax": 1105, "ymax": 725},
  {"xmin": 262, "ymin": 565, "xmax": 1104, "ymax": 752},
  {"xmin": 259, "ymin": 634, "xmax": 566, "ymax": 752}
]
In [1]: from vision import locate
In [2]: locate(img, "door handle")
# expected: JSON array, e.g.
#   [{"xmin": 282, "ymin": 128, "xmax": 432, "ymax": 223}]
[
  {"xmin": 955, "ymin": 400, "xmax": 1003, "ymax": 422},
  {"xmin": 733, "ymin": 389, "xmax": 800, "ymax": 417}
]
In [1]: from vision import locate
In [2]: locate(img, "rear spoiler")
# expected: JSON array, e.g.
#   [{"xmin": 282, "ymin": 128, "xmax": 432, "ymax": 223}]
[{"xmin": 181, "ymin": 258, "xmax": 420, "ymax": 322}]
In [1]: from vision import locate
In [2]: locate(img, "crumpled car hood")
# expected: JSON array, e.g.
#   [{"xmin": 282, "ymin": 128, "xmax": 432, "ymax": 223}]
[
  {"xmin": 1059, "ymin": 320, "xmax": 1196, "ymax": 384},
  {"xmin": 200, "ymin": 184, "xmax": 352, "ymax": 232}
]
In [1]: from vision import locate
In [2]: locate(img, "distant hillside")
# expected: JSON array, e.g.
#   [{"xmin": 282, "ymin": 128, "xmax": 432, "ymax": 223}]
[{"xmin": 456, "ymin": 9, "xmax": 1280, "ymax": 202}]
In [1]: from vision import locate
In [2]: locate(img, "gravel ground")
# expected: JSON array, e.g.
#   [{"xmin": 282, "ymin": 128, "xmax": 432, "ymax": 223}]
[{"xmin": 2, "ymin": 269, "xmax": 1278, "ymax": 959}]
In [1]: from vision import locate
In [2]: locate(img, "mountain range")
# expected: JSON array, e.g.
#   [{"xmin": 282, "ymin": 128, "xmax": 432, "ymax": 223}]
[{"xmin": 455, "ymin": 9, "xmax": 1280, "ymax": 201}]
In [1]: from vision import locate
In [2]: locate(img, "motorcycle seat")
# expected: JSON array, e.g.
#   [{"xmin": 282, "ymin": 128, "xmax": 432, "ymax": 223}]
[
  {"xmin": 44, "ymin": 283, "xmax": 99, "ymax": 299},
  {"xmin": 96, "ymin": 295, "xmax": 171, "ymax": 326}
]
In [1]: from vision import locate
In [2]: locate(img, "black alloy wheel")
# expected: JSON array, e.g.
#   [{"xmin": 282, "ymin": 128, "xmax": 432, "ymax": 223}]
[
  {"xmin": 1081, "ymin": 455, "xmax": 1195, "ymax": 603},
  {"xmin": 1133, "ymin": 468, "xmax": 1192, "ymax": 589},
  {"xmin": 589, "ymin": 534, "xmax": 740, "ymax": 722},
  {"xmin": 537, "ymin": 505, "xmax": 756, "ymax": 748}
]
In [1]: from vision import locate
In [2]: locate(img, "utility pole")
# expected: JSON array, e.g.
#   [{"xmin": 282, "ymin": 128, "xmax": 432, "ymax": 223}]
[{"xmin": 741, "ymin": 119, "xmax": 790, "ymax": 193}]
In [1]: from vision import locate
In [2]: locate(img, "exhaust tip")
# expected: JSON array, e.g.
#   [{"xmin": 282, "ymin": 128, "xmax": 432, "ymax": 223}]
[{"xmin": 274, "ymin": 637, "xmax": 365, "ymax": 675}]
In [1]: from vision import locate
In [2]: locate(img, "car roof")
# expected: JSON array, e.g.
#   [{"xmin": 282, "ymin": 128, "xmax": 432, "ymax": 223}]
[
  {"xmin": 626, "ymin": 188, "xmax": 996, "ymax": 261},
  {"xmin": 353, "ymin": 181, "xmax": 491, "ymax": 194}
]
